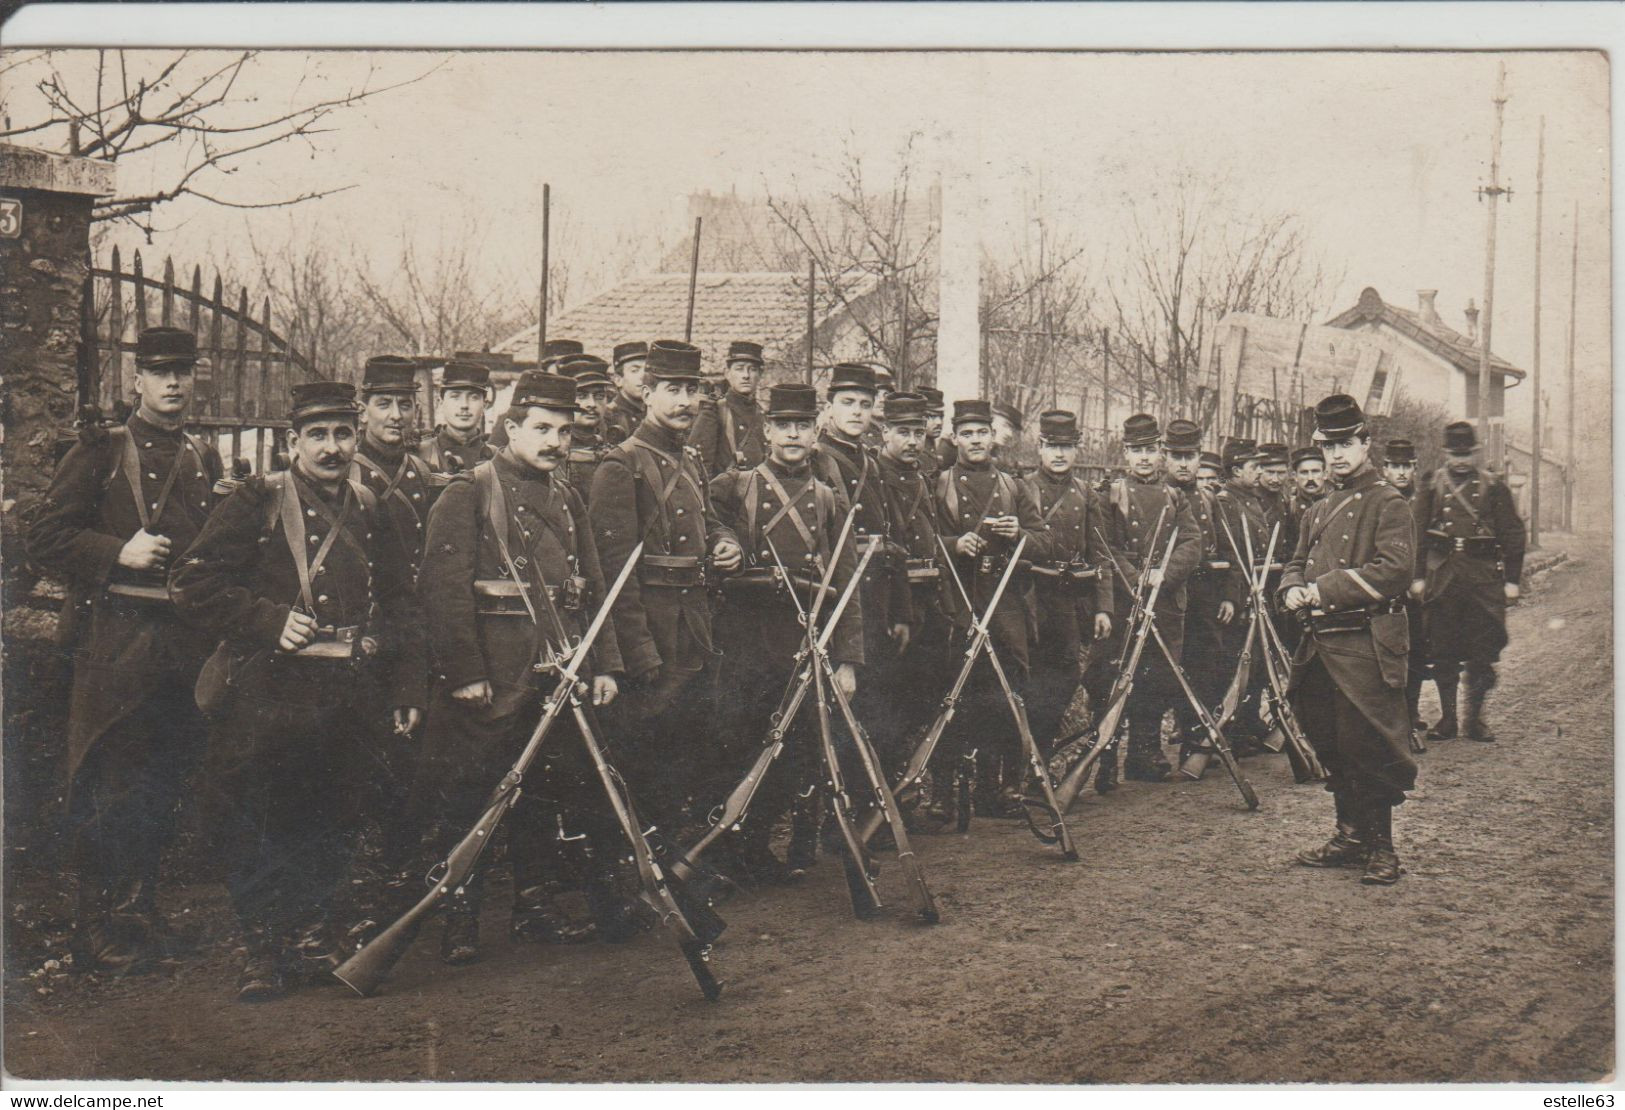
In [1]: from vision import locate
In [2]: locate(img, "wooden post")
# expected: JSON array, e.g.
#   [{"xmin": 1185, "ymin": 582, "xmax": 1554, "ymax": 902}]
[
  {"xmin": 1530, "ymin": 116, "xmax": 1544, "ymax": 547},
  {"xmin": 133, "ymin": 250, "xmax": 148, "ymax": 334},
  {"xmin": 77, "ymin": 262, "xmax": 97, "ymax": 412},
  {"xmin": 107, "ymin": 246, "xmax": 123, "ymax": 412},
  {"xmin": 1565, "ymin": 200, "xmax": 1578, "ymax": 531},
  {"xmin": 232, "ymin": 287, "xmax": 248, "ymax": 428},
  {"xmin": 805, "ymin": 256, "xmax": 816, "ymax": 385},
  {"xmin": 1477, "ymin": 61, "xmax": 1510, "ymax": 459},
  {"xmin": 536, "ymin": 183, "xmax": 550, "ymax": 363},
  {"xmin": 897, "ymin": 273, "xmax": 910, "ymax": 389},
  {"xmin": 161, "ymin": 256, "xmax": 175, "ymax": 326},
  {"xmin": 1100, "ymin": 328, "xmax": 1111, "ymax": 433},
  {"xmin": 208, "ymin": 274, "xmax": 225, "ymax": 419},
  {"xmin": 685, "ymin": 216, "xmax": 702, "ymax": 342}
]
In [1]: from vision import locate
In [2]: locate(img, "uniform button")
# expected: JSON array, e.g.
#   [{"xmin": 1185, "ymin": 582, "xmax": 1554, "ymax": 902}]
[
  {"xmin": 150, "ymin": 502, "xmax": 158, "ymax": 510},
  {"xmin": 147, "ymin": 472, "xmax": 158, "ymax": 480},
  {"xmin": 318, "ymin": 594, "xmax": 329, "ymax": 603},
  {"xmin": 680, "ymin": 588, "xmax": 689, "ymax": 595},
  {"xmin": 762, "ymin": 502, "xmax": 773, "ymax": 509},
  {"xmin": 143, "ymin": 442, "xmax": 153, "ymax": 448},
  {"xmin": 315, "ymin": 566, "xmax": 327, "ymax": 577},
  {"xmin": 678, "ymin": 535, "xmax": 688, "ymax": 542},
  {"xmin": 309, "ymin": 534, "xmax": 321, "ymax": 544},
  {"xmin": 412, "ymin": 492, "xmax": 421, "ymax": 500},
  {"xmin": 676, "ymin": 508, "xmax": 685, "ymax": 516},
  {"xmin": 416, "ymin": 522, "xmax": 423, "ymax": 530},
  {"xmin": 959, "ymin": 476, "xmax": 967, "ymax": 482},
  {"xmin": 307, "ymin": 508, "xmax": 317, "ymax": 517},
  {"xmin": 761, "ymin": 550, "xmax": 769, "ymax": 559}
]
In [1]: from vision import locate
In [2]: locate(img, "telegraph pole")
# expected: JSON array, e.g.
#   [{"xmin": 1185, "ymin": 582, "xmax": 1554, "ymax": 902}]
[
  {"xmin": 1476, "ymin": 62, "xmax": 1512, "ymax": 463},
  {"xmin": 1530, "ymin": 116, "xmax": 1544, "ymax": 548},
  {"xmin": 1565, "ymin": 200, "xmax": 1579, "ymax": 530}
]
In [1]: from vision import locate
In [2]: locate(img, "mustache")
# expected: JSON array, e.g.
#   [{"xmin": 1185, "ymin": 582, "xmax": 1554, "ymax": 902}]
[{"xmin": 315, "ymin": 454, "xmax": 345, "ymax": 466}]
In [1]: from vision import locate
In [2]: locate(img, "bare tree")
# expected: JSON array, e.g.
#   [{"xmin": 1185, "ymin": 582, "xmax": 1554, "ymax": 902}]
[
  {"xmin": 241, "ymin": 221, "xmax": 379, "ymax": 380},
  {"xmin": 0, "ymin": 49, "xmax": 440, "ymax": 235},
  {"xmin": 763, "ymin": 133, "xmax": 940, "ymax": 388},
  {"xmin": 353, "ymin": 213, "xmax": 531, "ymax": 360},
  {"xmin": 1104, "ymin": 173, "xmax": 1339, "ymax": 429}
]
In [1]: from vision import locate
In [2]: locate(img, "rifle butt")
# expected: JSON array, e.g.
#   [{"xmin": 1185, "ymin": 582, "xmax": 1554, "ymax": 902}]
[
  {"xmin": 332, "ymin": 892, "xmax": 436, "ymax": 997},
  {"xmin": 1180, "ymin": 748, "xmax": 1213, "ymax": 780},
  {"xmin": 1259, "ymin": 725, "xmax": 1288, "ymax": 754},
  {"xmin": 680, "ymin": 937, "xmax": 724, "ymax": 1002}
]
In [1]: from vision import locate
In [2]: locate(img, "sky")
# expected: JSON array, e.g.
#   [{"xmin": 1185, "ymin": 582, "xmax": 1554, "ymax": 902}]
[{"xmin": 1, "ymin": 48, "xmax": 1610, "ymax": 462}]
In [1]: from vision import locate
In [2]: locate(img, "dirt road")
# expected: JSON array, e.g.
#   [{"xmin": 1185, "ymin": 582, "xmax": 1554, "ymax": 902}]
[{"xmin": 5, "ymin": 534, "xmax": 1612, "ymax": 1083}]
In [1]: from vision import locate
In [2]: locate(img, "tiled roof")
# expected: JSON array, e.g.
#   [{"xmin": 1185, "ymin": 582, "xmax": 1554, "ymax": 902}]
[
  {"xmin": 492, "ymin": 271, "xmax": 868, "ymax": 378},
  {"xmin": 1327, "ymin": 287, "xmax": 1525, "ymax": 381}
]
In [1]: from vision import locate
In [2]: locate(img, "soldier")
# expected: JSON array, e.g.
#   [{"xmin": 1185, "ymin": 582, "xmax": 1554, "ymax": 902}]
[
  {"xmin": 690, "ymin": 340, "xmax": 767, "ymax": 477},
  {"xmin": 588, "ymin": 340, "xmax": 744, "ymax": 842},
  {"xmin": 1195, "ymin": 450, "xmax": 1223, "ymax": 495},
  {"xmin": 814, "ymin": 364, "xmax": 912, "ymax": 785},
  {"xmin": 1085, "ymin": 414, "xmax": 1202, "ymax": 785},
  {"xmin": 557, "ymin": 354, "xmax": 616, "ymax": 504},
  {"xmin": 603, "ymin": 341, "xmax": 649, "ymax": 445},
  {"xmin": 709, "ymin": 382, "xmax": 864, "ymax": 882},
  {"xmin": 539, "ymin": 338, "xmax": 585, "ymax": 371},
  {"xmin": 1213, "ymin": 437, "xmax": 1273, "ymax": 749},
  {"xmin": 872, "ymin": 392, "xmax": 950, "ymax": 779},
  {"xmin": 862, "ymin": 363, "xmax": 896, "ymax": 451},
  {"xmin": 933, "ymin": 400, "xmax": 1056, "ymax": 817},
  {"xmin": 991, "ymin": 401, "xmax": 1028, "ymax": 477},
  {"xmin": 416, "ymin": 370, "xmax": 633, "ymax": 964},
  {"xmin": 1280, "ymin": 395, "xmax": 1417, "ymax": 885},
  {"xmin": 1411, "ymin": 422, "xmax": 1526, "ymax": 742},
  {"xmin": 919, "ymin": 387, "xmax": 950, "ymax": 476},
  {"xmin": 1162, "ymin": 419, "xmax": 1243, "ymax": 768},
  {"xmin": 1023, "ymin": 411, "xmax": 1115, "ymax": 759},
  {"xmin": 417, "ymin": 360, "xmax": 495, "ymax": 475},
  {"xmin": 351, "ymin": 355, "xmax": 437, "ymax": 576},
  {"xmin": 1289, "ymin": 446, "xmax": 1329, "ymax": 521},
  {"xmin": 27, "ymin": 326, "xmax": 224, "ymax": 972},
  {"xmin": 1381, "ymin": 438, "xmax": 1428, "ymax": 737},
  {"xmin": 170, "ymin": 380, "xmax": 425, "ymax": 999}
]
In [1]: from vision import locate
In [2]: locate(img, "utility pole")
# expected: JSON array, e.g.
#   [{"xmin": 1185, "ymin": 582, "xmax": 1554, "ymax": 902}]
[
  {"xmin": 1565, "ymin": 200, "xmax": 1579, "ymax": 530},
  {"xmin": 536, "ymin": 183, "xmax": 550, "ymax": 364},
  {"xmin": 1476, "ymin": 62, "xmax": 1513, "ymax": 464},
  {"xmin": 1529, "ymin": 116, "xmax": 1544, "ymax": 548}
]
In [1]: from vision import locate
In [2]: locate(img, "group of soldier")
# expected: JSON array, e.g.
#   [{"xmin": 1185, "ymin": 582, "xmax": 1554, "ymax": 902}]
[{"xmin": 28, "ymin": 323, "xmax": 1526, "ymax": 1003}]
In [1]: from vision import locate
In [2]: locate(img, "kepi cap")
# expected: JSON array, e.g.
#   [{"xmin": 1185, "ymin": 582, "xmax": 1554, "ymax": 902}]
[
  {"xmin": 1038, "ymin": 409, "xmax": 1080, "ymax": 444},
  {"xmin": 884, "ymin": 392, "xmax": 928, "ymax": 426},
  {"xmin": 290, "ymin": 380, "xmax": 360, "ymax": 426},
  {"xmin": 1121, "ymin": 413, "xmax": 1161, "ymax": 448},
  {"xmin": 1163, "ymin": 419, "xmax": 1202, "ymax": 452},
  {"xmin": 509, "ymin": 370, "xmax": 579, "ymax": 412},
  {"xmin": 646, "ymin": 339, "xmax": 703, "ymax": 381},
  {"xmin": 765, "ymin": 383, "xmax": 819, "ymax": 420},
  {"xmin": 135, "ymin": 326, "xmax": 198, "ymax": 369},
  {"xmin": 361, "ymin": 355, "xmax": 420, "ymax": 395},
  {"xmin": 952, "ymin": 399, "xmax": 993, "ymax": 428}
]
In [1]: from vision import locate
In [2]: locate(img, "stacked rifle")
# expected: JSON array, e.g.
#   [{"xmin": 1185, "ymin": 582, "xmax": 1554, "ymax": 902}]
[
  {"xmin": 1209, "ymin": 515, "xmax": 1327, "ymax": 785},
  {"xmin": 881, "ymin": 533, "xmax": 1078, "ymax": 860}
]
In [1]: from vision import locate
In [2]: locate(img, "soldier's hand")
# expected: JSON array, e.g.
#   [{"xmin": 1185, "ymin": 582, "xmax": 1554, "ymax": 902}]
[
  {"xmin": 451, "ymin": 679, "xmax": 493, "ymax": 706},
  {"xmin": 592, "ymin": 674, "xmax": 619, "ymax": 706},
  {"xmin": 988, "ymin": 515, "xmax": 1020, "ymax": 540},
  {"xmin": 1504, "ymin": 582, "xmax": 1520, "ymax": 602},
  {"xmin": 1217, "ymin": 600, "xmax": 1236, "ymax": 625},
  {"xmin": 392, "ymin": 707, "xmax": 421, "ymax": 735},
  {"xmin": 117, "ymin": 529, "xmax": 172, "ymax": 571},
  {"xmin": 1410, "ymin": 578, "xmax": 1426, "ymax": 599},
  {"xmin": 1146, "ymin": 568, "xmax": 1165, "ymax": 589},
  {"xmin": 834, "ymin": 662, "xmax": 858, "ymax": 700},
  {"xmin": 1093, "ymin": 612, "xmax": 1113, "ymax": 640},
  {"xmin": 956, "ymin": 532, "xmax": 987, "ymax": 557},
  {"xmin": 890, "ymin": 622, "xmax": 911, "ymax": 654},
  {"xmin": 278, "ymin": 608, "xmax": 319, "ymax": 652},
  {"xmin": 1283, "ymin": 586, "xmax": 1313, "ymax": 612},
  {"xmin": 711, "ymin": 538, "xmax": 744, "ymax": 573}
]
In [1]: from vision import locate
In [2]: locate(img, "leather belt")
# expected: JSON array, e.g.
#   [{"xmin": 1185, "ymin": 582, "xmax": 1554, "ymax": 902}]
[
  {"xmin": 291, "ymin": 624, "xmax": 365, "ymax": 660},
  {"xmin": 1029, "ymin": 562, "xmax": 1098, "ymax": 583},
  {"xmin": 106, "ymin": 582, "xmax": 171, "ymax": 604},
  {"xmin": 1301, "ymin": 599, "xmax": 1405, "ymax": 634},
  {"xmin": 905, "ymin": 557, "xmax": 940, "ymax": 583},
  {"xmin": 1430, "ymin": 533, "xmax": 1500, "ymax": 558},
  {"xmin": 473, "ymin": 578, "xmax": 583, "ymax": 616},
  {"xmin": 723, "ymin": 567, "xmax": 821, "ymax": 596},
  {"xmin": 640, "ymin": 553, "xmax": 705, "ymax": 588}
]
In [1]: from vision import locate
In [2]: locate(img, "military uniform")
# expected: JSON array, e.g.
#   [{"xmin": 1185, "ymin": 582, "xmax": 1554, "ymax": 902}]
[
  {"xmin": 26, "ymin": 327, "xmax": 223, "ymax": 969},
  {"xmin": 1413, "ymin": 422, "xmax": 1526, "ymax": 741},
  {"xmin": 589, "ymin": 341, "xmax": 738, "ymax": 837},
  {"xmin": 603, "ymin": 341, "xmax": 650, "ymax": 447},
  {"xmin": 418, "ymin": 371, "xmax": 631, "ymax": 958},
  {"xmin": 1282, "ymin": 395, "xmax": 1417, "ymax": 884},
  {"xmin": 872, "ymin": 393, "xmax": 952, "ymax": 772},
  {"xmin": 1212, "ymin": 447, "xmax": 1274, "ymax": 743},
  {"xmin": 1088, "ymin": 424, "xmax": 1202, "ymax": 781},
  {"xmin": 1163, "ymin": 422, "xmax": 1245, "ymax": 762},
  {"xmin": 933, "ymin": 399, "xmax": 1058, "ymax": 809},
  {"xmin": 170, "ymin": 381, "xmax": 425, "ymax": 993},
  {"xmin": 1023, "ymin": 412, "xmax": 1116, "ymax": 758},
  {"xmin": 710, "ymin": 389, "xmax": 864, "ymax": 877},
  {"xmin": 417, "ymin": 426, "xmax": 493, "ymax": 475},
  {"xmin": 692, "ymin": 390, "xmax": 767, "ymax": 477}
]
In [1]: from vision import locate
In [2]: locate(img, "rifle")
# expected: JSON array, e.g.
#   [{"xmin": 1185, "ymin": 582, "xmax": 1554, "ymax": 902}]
[
  {"xmin": 333, "ymin": 541, "xmax": 643, "ymax": 998},
  {"xmin": 876, "ymin": 531, "xmax": 1027, "ymax": 840},
  {"xmin": 1053, "ymin": 529, "xmax": 1177, "ymax": 813},
  {"xmin": 1233, "ymin": 513, "xmax": 1327, "ymax": 784},
  {"xmin": 766, "ymin": 537, "xmax": 940, "ymax": 923},
  {"xmin": 934, "ymin": 535, "xmax": 1079, "ymax": 859},
  {"xmin": 1098, "ymin": 537, "xmax": 1258, "ymax": 810},
  {"xmin": 667, "ymin": 509, "xmax": 876, "ymax": 887}
]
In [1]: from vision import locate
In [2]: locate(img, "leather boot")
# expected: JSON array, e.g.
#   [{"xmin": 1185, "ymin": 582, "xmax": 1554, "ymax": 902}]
[
  {"xmin": 287, "ymin": 916, "xmax": 344, "ymax": 984},
  {"xmin": 1360, "ymin": 803, "xmax": 1403, "ymax": 885},
  {"xmin": 1428, "ymin": 665, "xmax": 1460, "ymax": 740},
  {"xmin": 1124, "ymin": 718, "xmax": 1172, "ymax": 782},
  {"xmin": 1405, "ymin": 673, "xmax": 1426, "ymax": 732},
  {"xmin": 1094, "ymin": 744, "xmax": 1119, "ymax": 794},
  {"xmin": 786, "ymin": 788, "xmax": 822, "ymax": 878},
  {"xmin": 582, "ymin": 847, "xmax": 647, "ymax": 944},
  {"xmin": 440, "ymin": 893, "xmax": 481, "ymax": 965},
  {"xmin": 509, "ymin": 817, "xmax": 595, "ymax": 944},
  {"xmin": 1463, "ymin": 663, "xmax": 1498, "ymax": 742},
  {"xmin": 733, "ymin": 824, "xmax": 793, "ymax": 887},
  {"xmin": 75, "ymin": 877, "xmax": 154, "ymax": 974},
  {"xmin": 1296, "ymin": 793, "xmax": 1367, "ymax": 868},
  {"xmin": 235, "ymin": 924, "xmax": 287, "ymax": 1002}
]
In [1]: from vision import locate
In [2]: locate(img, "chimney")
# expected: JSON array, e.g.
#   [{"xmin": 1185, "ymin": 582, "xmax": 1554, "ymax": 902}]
[
  {"xmin": 1464, "ymin": 298, "xmax": 1480, "ymax": 343},
  {"xmin": 1417, "ymin": 289, "xmax": 1441, "ymax": 325}
]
